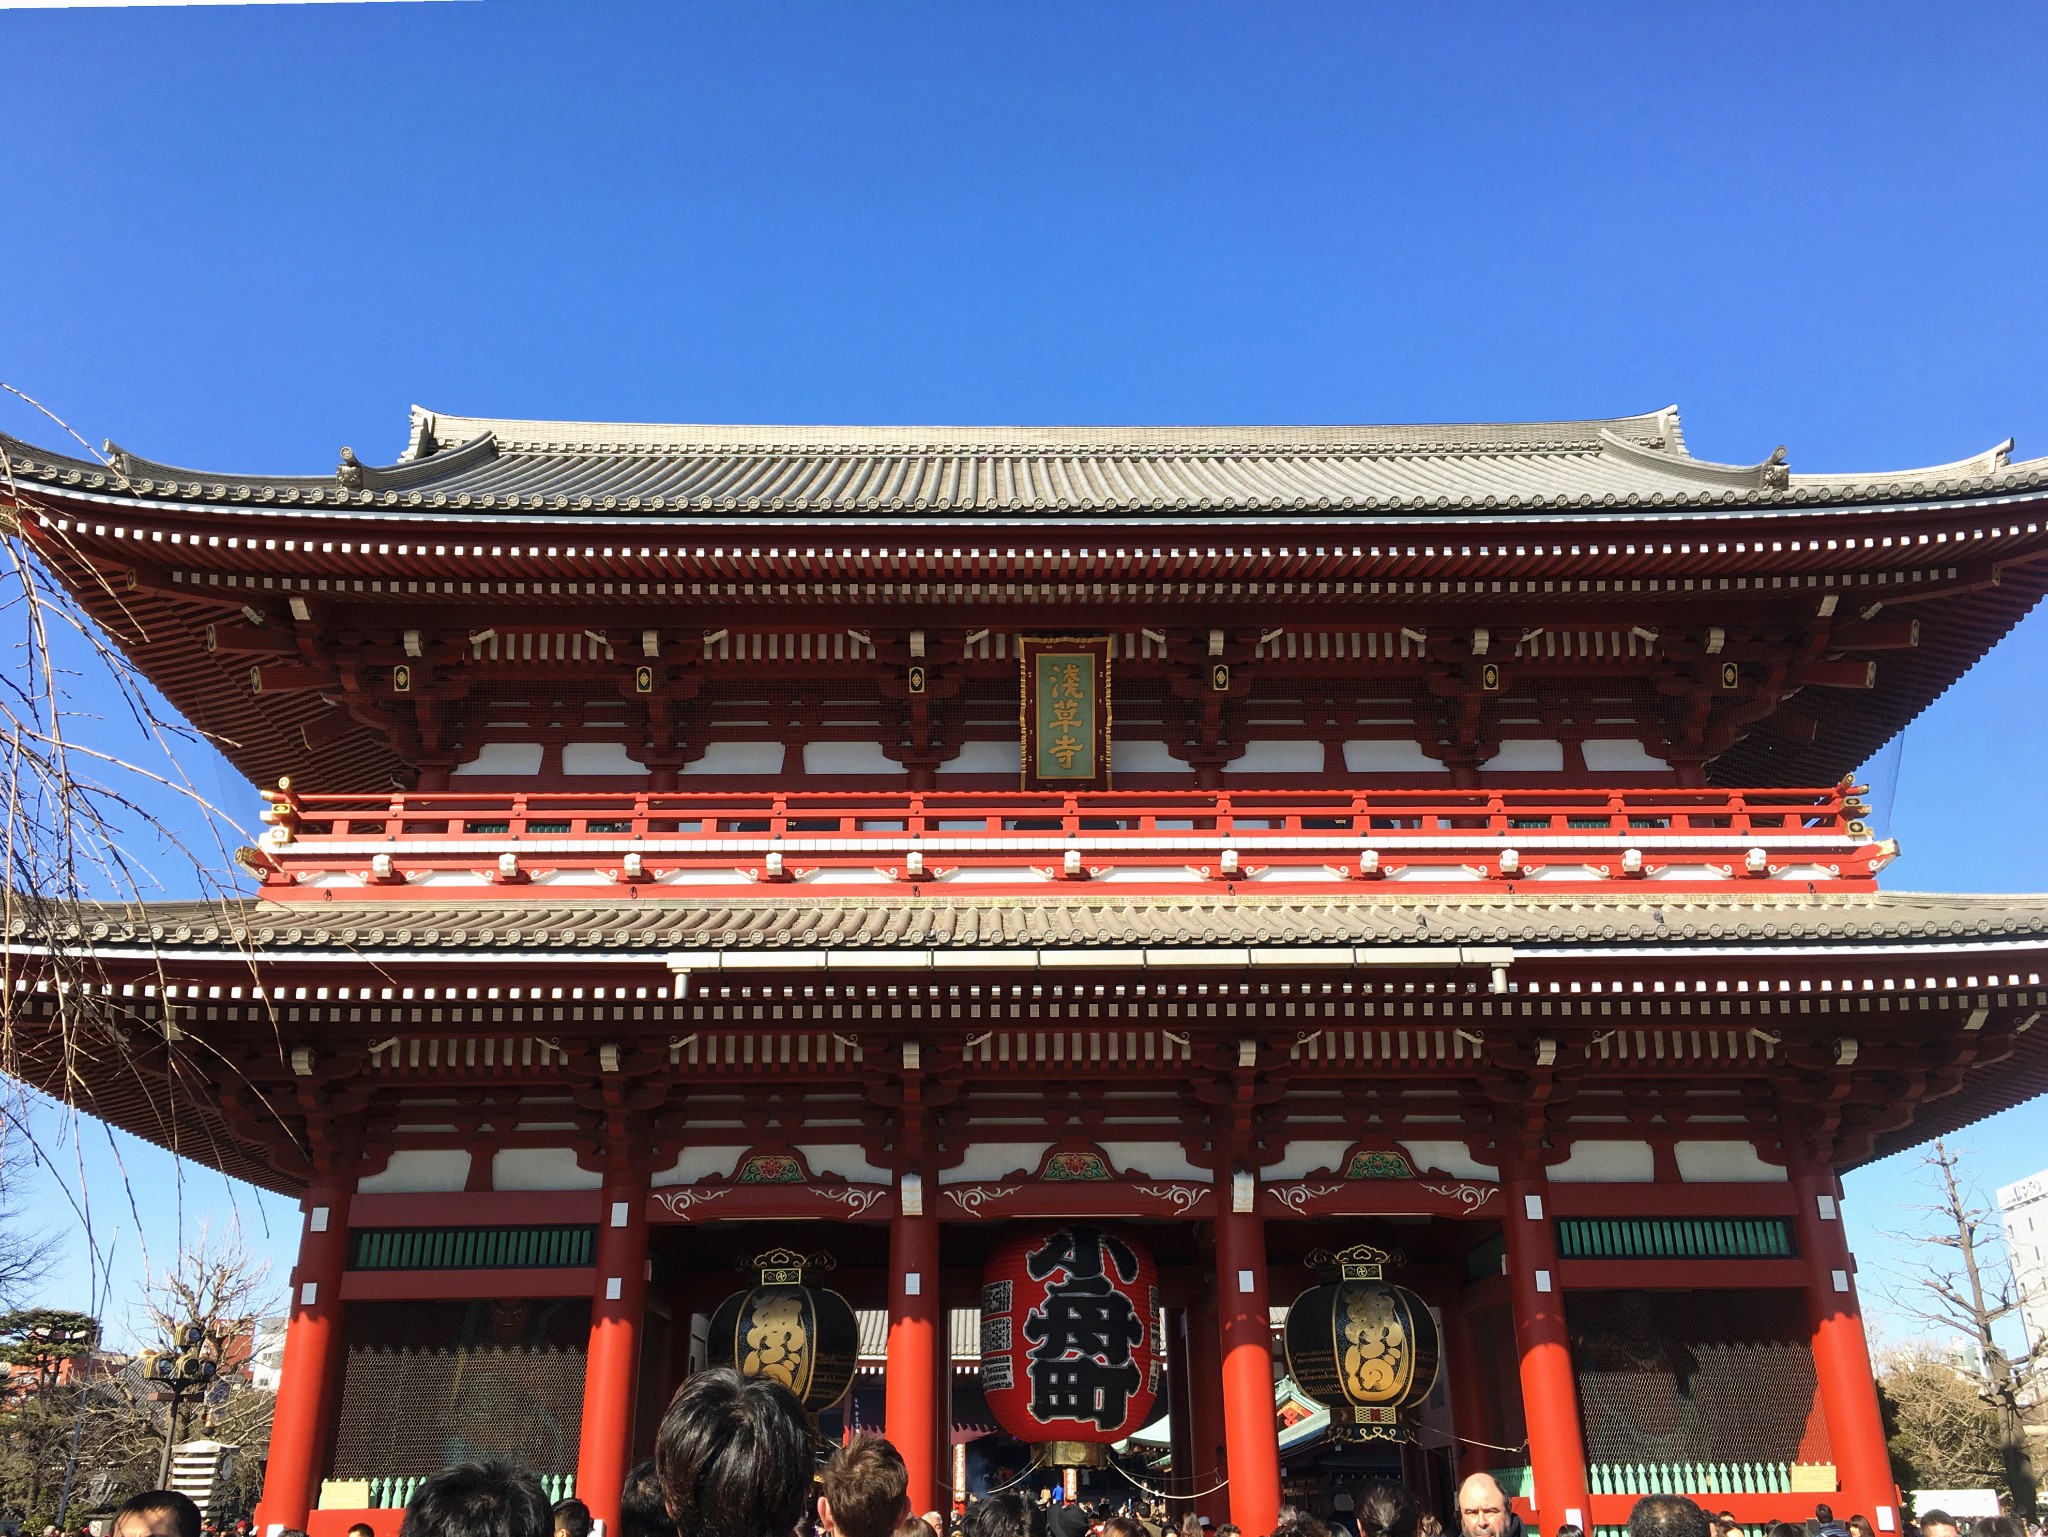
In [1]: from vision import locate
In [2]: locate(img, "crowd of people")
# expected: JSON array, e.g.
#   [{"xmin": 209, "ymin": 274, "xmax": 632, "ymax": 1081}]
[{"xmin": 78, "ymin": 1372, "xmax": 2042, "ymax": 1537}]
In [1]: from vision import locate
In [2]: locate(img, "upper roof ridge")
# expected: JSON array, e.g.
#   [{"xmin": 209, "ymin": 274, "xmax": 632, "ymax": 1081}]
[{"xmin": 405, "ymin": 405, "xmax": 1684, "ymax": 457}]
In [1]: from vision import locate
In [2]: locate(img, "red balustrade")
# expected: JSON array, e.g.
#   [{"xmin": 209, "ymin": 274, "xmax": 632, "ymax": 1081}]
[{"xmin": 242, "ymin": 783, "xmax": 1892, "ymax": 898}]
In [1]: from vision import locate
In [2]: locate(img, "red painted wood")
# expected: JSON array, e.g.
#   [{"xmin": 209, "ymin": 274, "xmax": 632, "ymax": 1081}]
[
  {"xmin": 1547, "ymin": 1183, "xmax": 1797, "ymax": 1217},
  {"xmin": 1556, "ymin": 1259, "xmax": 1808, "ymax": 1290},
  {"xmin": 1213, "ymin": 1194, "xmax": 1282, "ymax": 1536},
  {"xmin": 338, "ymin": 1267, "xmax": 596, "ymax": 1301},
  {"xmin": 576, "ymin": 1188, "xmax": 649, "ymax": 1531},
  {"xmin": 1791, "ymin": 1160, "xmax": 1902, "ymax": 1527},
  {"xmin": 348, "ymin": 1190, "xmax": 601, "ymax": 1226},
  {"xmin": 250, "ymin": 782, "xmax": 1888, "ymax": 898},
  {"xmin": 885, "ymin": 1202, "xmax": 942, "ymax": 1513},
  {"xmin": 257, "ymin": 1181, "xmax": 354, "ymax": 1533},
  {"xmin": 1501, "ymin": 1159, "xmax": 1592, "ymax": 1534},
  {"xmin": 307, "ymin": 1511, "xmax": 404, "ymax": 1537},
  {"xmin": 1185, "ymin": 1286, "xmax": 1228, "ymax": 1525}
]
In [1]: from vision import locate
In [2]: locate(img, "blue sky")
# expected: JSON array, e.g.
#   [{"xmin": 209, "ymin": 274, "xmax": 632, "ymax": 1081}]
[{"xmin": 2, "ymin": 0, "xmax": 2046, "ymax": 1349}]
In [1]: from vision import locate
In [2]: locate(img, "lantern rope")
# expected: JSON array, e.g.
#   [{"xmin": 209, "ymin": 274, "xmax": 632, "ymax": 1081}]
[
  {"xmin": 970, "ymin": 1449, "xmax": 1051, "ymax": 1496},
  {"xmin": 1107, "ymin": 1461, "xmax": 1235, "ymax": 1502}
]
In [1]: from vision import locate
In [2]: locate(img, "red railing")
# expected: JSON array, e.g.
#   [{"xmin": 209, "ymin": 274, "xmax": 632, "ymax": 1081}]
[{"xmin": 243, "ymin": 784, "xmax": 1891, "ymax": 899}]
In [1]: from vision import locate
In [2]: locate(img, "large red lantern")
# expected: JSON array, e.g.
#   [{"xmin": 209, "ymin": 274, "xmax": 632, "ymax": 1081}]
[{"xmin": 980, "ymin": 1222, "xmax": 1160, "ymax": 1467}]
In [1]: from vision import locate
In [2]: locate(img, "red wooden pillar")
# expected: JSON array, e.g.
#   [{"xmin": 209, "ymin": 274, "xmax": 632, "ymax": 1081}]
[
  {"xmin": 1164, "ymin": 1306, "xmax": 1196, "ymax": 1509},
  {"xmin": 1441, "ymin": 1296, "xmax": 1494, "ymax": 1483},
  {"xmin": 1790, "ymin": 1156, "xmax": 1900, "ymax": 1528},
  {"xmin": 885, "ymin": 1178, "xmax": 942, "ymax": 1514},
  {"xmin": 1500, "ymin": 1154, "xmax": 1590, "ymax": 1534},
  {"xmin": 1212, "ymin": 1176, "xmax": 1282, "ymax": 1536},
  {"xmin": 577, "ymin": 1183, "xmax": 650, "ymax": 1530},
  {"xmin": 256, "ymin": 1175, "xmax": 355, "ymax": 1533},
  {"xmin": 1186, "ymin": 1288, "xmax": 1229, "ymax": 1523}
]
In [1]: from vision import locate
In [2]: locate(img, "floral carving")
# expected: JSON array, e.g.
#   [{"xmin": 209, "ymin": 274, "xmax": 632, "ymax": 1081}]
[
  {"xmin": 1420, "ymin": 1181, "xmax": 1499, "ymax": 1213},
  {"xmin": 1269, "ymin": 1182, "xmax": 1342, "ymax": 1216},
  {"xmin": 815, "ymin": 1185, "xmax": 887, "ymax": 1217},
  {"xmin": 946, "ymin": 1184, "xmax": 1021, "ymax": 1216},
  {"xmin": 653, "ymin": 1187, "xmax": 729, "ymax": 1218},
  {"xmin": 1134, "ymin": 1184, "xmax": 1206, "ymax": 1216}
]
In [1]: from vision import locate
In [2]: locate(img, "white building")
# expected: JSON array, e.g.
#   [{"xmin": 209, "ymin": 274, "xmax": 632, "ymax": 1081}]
[{"xmin": 1995, "ymin": 1168, "xmax": 2048, "ymax": 1364}]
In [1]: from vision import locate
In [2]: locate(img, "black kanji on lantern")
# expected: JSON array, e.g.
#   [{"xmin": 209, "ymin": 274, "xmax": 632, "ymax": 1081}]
[{"xmin": 1021, "ymin": 1225, "xmax": 1145, "ymax": 1429}]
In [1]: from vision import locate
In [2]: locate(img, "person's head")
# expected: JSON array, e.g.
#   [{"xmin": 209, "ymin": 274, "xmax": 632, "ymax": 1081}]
[
  {"xmin": 1215, "ymin": 1526, "xmax": 1240, "ymax": 1537},
  {"xmin": 622, "ymin": 1459, "xmax": 678, "ymax": 1537},
  {"xmin": 1458, "ymin": 1476, "xmax": 1510, "ymax": 1537},
  {"xmin": 1556, "ymin": 1527, "xmax": 1585, "ymax": 1537},
  {"xmin": 1354, "ymin": 1481, "xmax": 1421, "ymax": 1537},
  {"xmin": 821, "ymin": 1436, "xmax": 911, "ymax": 1537},
  {"xmin": 655, "ymin": 1367, "xmax": 814, "ymax": 1537},
  {"xmin": 1772, "ymin": 1524, "xmax": 1810, "ymax": 1537},
  {"xmin": 1102, "ymin": 1521, "xmax": 1147, "ymax": 1537},
  {"xmin": 1919, "ymin": 1513, "xmax": 1961, "ymax": 1537},
  {"xmin": 1629, "ymin": 1497, "xmax": 1711, "ymax": 1537},
  {"xmin": 349, "ymin": 1525, "xmax": 377, "ymax": 1537},
  {"xmin": 1849, "ymin": 1519, "xmax": 1874, "ymax": 1537},
  {"xmin": 112, "ymin": 1495, "xmax": 202, "ymax": 1537},
  {"xmin": 1816, "ymin": 1513, "xmax": 1834, "ymax": 1528},
  {"xmin": 959, "ymin": 1495, "xmax": 1046, "ymax": 1537},
  {"xmin": 400, "ymin": 1461, "xmax": 551, "ymax": 1537},
  {"xmin": 1977, "ymin": 1521, "xmax": 2027, "ymax": 1537},
  {"xmin": 895, "ymin": 1522, "xmax": 938, "ymax": 1537},
  {"xmin": 1271, "ymin": 1512, "xmax": 1333, "ymax": 1537},
  {"xmin": 553, "ymin": 1500, "xmax": 593, "ymax": 1537}
]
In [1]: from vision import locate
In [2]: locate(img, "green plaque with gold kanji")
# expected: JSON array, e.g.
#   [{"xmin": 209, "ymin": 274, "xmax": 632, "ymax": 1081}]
[{"xmin": 1018, "ymin": 636, "xmax": 1112, "ymax": 790}]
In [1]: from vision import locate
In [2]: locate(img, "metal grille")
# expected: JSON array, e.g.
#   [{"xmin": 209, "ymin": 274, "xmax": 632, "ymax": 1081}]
[
  {"xmin": 348, "ymin": 1226, "xmax": 596, "ymax": 1270},
  {"xmin": 331, "ymin": 1299, "xmax": 591, "ymax": 1478},
  {"xmin": 1569, "ymin": 1290, "xmax": 1829, "ymax": 1466},
  {"xmin": 1558, "ymin": 1218, "xmax": 1794, "ymax": 1260}
]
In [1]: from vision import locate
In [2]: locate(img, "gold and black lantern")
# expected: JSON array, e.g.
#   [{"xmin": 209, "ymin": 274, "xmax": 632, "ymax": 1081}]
[
  {"xmin": 1282, "ymin": 1244, "xmax": 1440, "ymax": 1441},
  {"xmin": 707, "ymin": 1248, "xmax": 860, "ymax": 1414}
]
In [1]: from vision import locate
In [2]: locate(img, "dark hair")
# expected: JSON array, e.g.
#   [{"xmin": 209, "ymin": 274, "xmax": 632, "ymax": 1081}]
[
  {"xmin": 1772, "ymin": 1524, "xmax": 1809, "ymax": 1537},
  {"xmin": 115, "ymin": 1495, "xmax": 203, "ymax": 1537},
  {"xmin": 1629, "ymin": 1498, "xmax": 1712, "ymax": 1537},
  {"xmin": 553, "ymin": 1501, "xmax": 593, "ymax": 1537},
  {"xmin": 1815, "ymin": 1512, "xmax": 1834, "ymax": 1527},
  {"xmin": 347, "ymin": 1526, "xmax": 377, "ymax": 1537},
  {"xmin": 621, "ymin": 1460, "xmax": 677, "ymax": 1537},
  {"xmin": 655, "ymin": 1367, "xmax": 815, "ymax": 1537},
  {"xmin": 822, "ymin": 1436, "xmax": 910, "ymax": 1537},
  {"xmin": 1353, "ymin": 1484, "xmax": 1420, "ymax": 1537},
  {"xmin": 1272, "ymin": 1512, "xmax": 1334, "ymax": 1537},
  {"xmin": 400, "ymin": 1460, "xmax": 551, "ymax": 1537},
  {"xmin": 959, "ymin": 1495, "xmax": 1046, "ymax": 1537},
  {"xmin": 1974, "ymin": 1521, "xmax": 2025, "ymax": 1537},
  {"xmin": 1917, "ymin": 1518, "xmax": 1956, "ymax": 1535},
  {"xmin": 893, "ymin": 1522, "xmax": 938, "ymax": 1537},
  {"xmin": 1556, "ymin": 1528, "xmax": 1585, "ymax": 1537}
]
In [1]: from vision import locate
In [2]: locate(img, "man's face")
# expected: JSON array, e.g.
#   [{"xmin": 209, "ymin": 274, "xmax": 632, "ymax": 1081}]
[
  {"xmin": 1459, "ymin": 1488, "xmax": 1508, "ymax": 1537},
  {"xmin": 1923, "ymin": 1524, "xmax": 1960, "ymax": 1537},
  {"xmin": 112, "ymin": 1514, "xmax": 181, "ymax": 1537}
]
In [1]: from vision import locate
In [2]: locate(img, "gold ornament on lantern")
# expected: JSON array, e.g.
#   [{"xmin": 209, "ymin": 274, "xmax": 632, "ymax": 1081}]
[
  {"xmin": 1282, "ymin": 1244, "xmax": 1441, "ymax": 1442},
  {"xmin": 707, "ymin": 1248, "xmax": 860, "ymax": 1414}
]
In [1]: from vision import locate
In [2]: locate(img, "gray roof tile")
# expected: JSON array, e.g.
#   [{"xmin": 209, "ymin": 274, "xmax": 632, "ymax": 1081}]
[{"xmin": 3, "ymin": 407, "xmax": 2039, "ymax": 517}]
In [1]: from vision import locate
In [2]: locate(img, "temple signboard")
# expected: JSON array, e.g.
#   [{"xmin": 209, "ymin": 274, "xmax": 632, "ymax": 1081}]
[{"xmin": 1020, "ymin": 636, "xmax": 1111, "ymax": 791}]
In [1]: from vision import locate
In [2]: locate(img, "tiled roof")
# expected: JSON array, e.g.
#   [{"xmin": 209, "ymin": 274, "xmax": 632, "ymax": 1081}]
[
  {"xmin": 30, "ymin": 888, "xmax": 2048, "ymax": 957},
  {"xmin": 3, "ymin": 405, "xmax": 2040, "ymax": 516}
]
